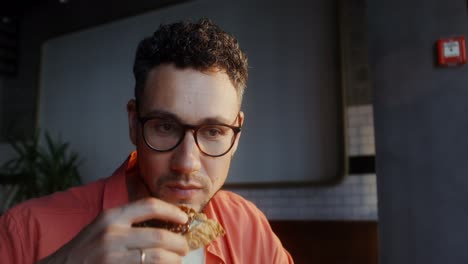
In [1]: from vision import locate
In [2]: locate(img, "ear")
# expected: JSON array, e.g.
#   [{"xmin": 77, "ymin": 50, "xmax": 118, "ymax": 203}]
[
  {"xmin": 230, "ymin": 111, "xmax": 244, "ymax": 155},
  {"xmin": 127, "ymin": 99, "xmax": 138, "ymax": 146}
]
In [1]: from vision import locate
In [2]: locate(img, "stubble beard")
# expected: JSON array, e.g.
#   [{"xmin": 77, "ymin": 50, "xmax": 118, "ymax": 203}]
[{"xmin": 150, "ymin": 173, "xmax": 217, "ymax": 212}]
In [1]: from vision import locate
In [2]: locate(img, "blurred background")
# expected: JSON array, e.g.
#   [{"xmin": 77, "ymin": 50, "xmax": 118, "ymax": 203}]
[{"xmin": 1, "ymin": 0, "xmax": 467, "ymax": 263}]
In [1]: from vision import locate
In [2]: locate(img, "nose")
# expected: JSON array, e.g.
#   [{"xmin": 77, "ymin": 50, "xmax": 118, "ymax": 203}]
[{"xmin": 170, "ymin": 131, "xmax": 202, "ymax": 174}]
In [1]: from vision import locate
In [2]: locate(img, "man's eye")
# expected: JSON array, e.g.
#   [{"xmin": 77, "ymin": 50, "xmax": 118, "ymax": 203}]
[
  {"xmin": 200, "ymin": 126, "xmax": 226, "ymax": 138},
  {"xmin": 156, "ymin": 123, "xmax": 175, "ymax": 132},
  {"xmin": 207, "ymin": 128, "xmax": 222, "ymax": 136}
]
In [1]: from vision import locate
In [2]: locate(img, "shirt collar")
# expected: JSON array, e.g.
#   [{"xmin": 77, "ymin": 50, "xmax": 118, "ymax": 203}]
[
  {"xmin": 102, "ymin": 151, "xmax": 138, "ymax": 210},
  {"xmin": 204, "ymin": 197, "xmax": 226, "ymax": 263}
]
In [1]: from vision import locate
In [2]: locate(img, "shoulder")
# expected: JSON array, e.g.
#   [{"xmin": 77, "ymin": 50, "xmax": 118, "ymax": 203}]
[
  {"xmin": 0, "ymin": 179, "xmax": 108, "ymax": 262},
  {"xmin": 211, "ymin": 190, "xmax": 258, "ymax": 208},
  {"xmin": 207, "ymin": 191, "xmax": 294, "ymax": 263},
  {"xmin": 0, "ymin": 210, "xmax": 25, "ymax": 262},
  {"xmin": 1, "ymin": 178, "xmax": 107, "ymax": 234},
  {"xmin": 208, "ymin": 190, "xmax": 268, "ymax": 229},
  {"xmin": 8, "ymin": 178, "xmax": 106, "ymax": 218},
  {"xmin": 210, "ymin": 190, "xmax": 263, "ymax": 217}
]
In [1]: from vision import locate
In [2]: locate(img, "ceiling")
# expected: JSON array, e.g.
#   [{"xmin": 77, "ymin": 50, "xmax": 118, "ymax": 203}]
[
  {"xmin": 0, "ymin": 0, "xmax": 49, "ymax": 16},
  {"xmin": 0, "ymin": 0, "xmax": 185, "ymax": 26},
  {"xmin": 0, "ymin": 0, "xmax": 182, "ymax": 18}
]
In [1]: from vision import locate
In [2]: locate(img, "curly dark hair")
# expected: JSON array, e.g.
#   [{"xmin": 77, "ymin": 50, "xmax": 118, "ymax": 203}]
[{"xmin": 133, "ymin": 18, "xmax": 248, "ymax": 106}]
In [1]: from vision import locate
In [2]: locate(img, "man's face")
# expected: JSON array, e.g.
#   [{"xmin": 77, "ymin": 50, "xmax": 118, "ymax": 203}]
[{"xmin": 128, "ymin": 64, "xmax": 243, "ymax": 212}]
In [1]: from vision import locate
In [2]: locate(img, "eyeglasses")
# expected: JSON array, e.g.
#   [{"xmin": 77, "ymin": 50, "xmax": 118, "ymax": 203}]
[{"xmin": 138, "ymin": 115, "xmax": 241, "ymax": 157}]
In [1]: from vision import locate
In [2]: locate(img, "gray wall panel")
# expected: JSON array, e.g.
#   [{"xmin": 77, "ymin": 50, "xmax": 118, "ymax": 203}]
[
  {"xmin": 369, "ymin": 0, "xmax": 468, "ymax": 263},
  {"xmin": 39, "ymin": 0, "xmax": 344, "ymax": 184}
]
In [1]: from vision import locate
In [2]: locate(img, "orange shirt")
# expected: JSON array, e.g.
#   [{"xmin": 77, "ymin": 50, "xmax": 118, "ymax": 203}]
[{"xmin": 0, "ymin": 152, "xmax": 293, "ymax": 263}]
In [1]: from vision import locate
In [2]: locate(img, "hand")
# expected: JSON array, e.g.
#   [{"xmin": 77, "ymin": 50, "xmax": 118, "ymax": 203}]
[{"xmin": 37, "ymin": 198, "xmax": 189, "ymax": 264}]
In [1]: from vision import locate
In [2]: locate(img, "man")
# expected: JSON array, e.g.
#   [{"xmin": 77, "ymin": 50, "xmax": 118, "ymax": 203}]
[{"xmin": 0, "ymin": 18, "xmax": 293, "ymax": 263}]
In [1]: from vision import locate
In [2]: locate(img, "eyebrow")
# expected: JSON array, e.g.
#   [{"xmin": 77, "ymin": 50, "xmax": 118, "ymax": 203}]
[
  {"xmin": 142, "ymin": 109, "xmax": 182, "ymax": 122},
  {"xmin": 141, "ymin": 109, "xmax": 236, "ymax": 125}
]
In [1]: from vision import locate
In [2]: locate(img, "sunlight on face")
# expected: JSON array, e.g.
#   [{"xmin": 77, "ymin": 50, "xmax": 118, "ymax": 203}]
[{"xmin": 130, "ymin": 64, "xmax": 243, "ymax": 211}]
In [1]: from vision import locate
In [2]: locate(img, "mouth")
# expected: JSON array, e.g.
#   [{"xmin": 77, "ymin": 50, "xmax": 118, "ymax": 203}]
[{"xmin": 164, "ymin": 182, "xmax": 204, "ymax": 199}]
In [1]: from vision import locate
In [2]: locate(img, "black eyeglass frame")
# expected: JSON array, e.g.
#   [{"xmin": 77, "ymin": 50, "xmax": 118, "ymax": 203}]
[{"xmin": 137, "ymin": 114, "xmax": 242, "ymax": 157}]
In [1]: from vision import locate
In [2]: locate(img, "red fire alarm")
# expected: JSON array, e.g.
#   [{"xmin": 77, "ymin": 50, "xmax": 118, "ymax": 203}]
[{"xmin": 437, "ymin": 36, "xmax": 466, "ymax": 66}]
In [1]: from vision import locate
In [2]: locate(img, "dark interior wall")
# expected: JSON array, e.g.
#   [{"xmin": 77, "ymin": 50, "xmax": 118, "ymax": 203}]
[
  {"xmin": 37, "ymin": 0, "xmax": 342, "ymax": 184},
  {"xmin": 369, "ymin": 0, "xmax": 468, "ymax": 263},
  {"xmin": 1, "ymin": 0, "xmax": 186, "ymax": 140}
]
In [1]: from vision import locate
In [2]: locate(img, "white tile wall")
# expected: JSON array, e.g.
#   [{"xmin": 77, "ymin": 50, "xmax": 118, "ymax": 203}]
[
  {"xmin": 229, "ymin": 174, "xmax": 377, "ymax": 220},
  {"xmin": 227, "ymin": 105, "xmax": 378, "ymax": 220},
  {"xmin": 347, "ymin": 105, "xmax": 375, "ymax": 156}
]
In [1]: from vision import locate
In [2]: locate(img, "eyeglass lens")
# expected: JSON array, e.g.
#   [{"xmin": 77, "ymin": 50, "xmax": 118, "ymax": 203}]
[{"xmin": 143, "ymin": 118, "xmax": 237, "ymax": 156}]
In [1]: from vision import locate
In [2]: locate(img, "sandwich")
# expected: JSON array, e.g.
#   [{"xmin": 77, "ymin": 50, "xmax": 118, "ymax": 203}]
[{"xmin": 134, "ymin": 205, "xmax": 225, "ymax": 250}]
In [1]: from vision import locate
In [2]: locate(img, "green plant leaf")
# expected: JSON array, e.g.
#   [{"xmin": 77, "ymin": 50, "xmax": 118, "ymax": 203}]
[{"xmin": 1, "ymin": 130, "xmax": 83, "ymax": 207}]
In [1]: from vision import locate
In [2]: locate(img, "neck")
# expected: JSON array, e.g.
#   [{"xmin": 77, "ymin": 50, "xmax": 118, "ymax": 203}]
[{"xmin": 126, "ymin": 172, "xmax": 151, "ymax": 202}]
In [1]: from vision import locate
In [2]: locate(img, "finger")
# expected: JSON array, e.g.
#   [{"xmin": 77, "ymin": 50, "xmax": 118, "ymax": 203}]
[
  {"xmin": 126, "ymin": 228, "xmax": 189, "ymax": 256},
  {"xmin": 114, "ymin": 198, "xmax": 188, "ymax": 225},
  {"xmin": 137, "ymin": 248, "xmax": 184, "ymax": 264}
]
